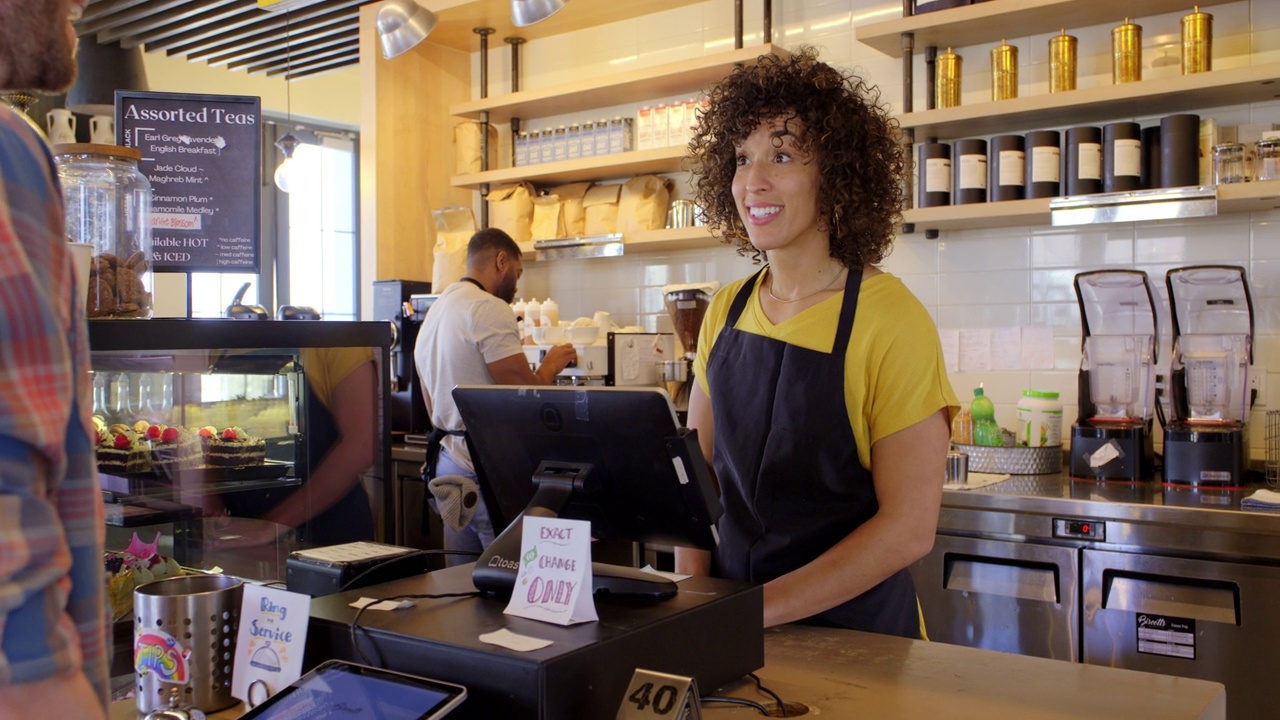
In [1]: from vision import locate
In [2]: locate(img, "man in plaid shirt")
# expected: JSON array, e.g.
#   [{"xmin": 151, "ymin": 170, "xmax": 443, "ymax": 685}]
[{"xmin": 0, "ymin": 0, "xmax": 107, "ymax": 716}]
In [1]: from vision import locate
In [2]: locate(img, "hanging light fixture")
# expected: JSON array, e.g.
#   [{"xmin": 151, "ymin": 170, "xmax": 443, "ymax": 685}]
[
  {"xmin": 377, "ymin": 0, "xmax": 439, "ymax": 59},
  {"xmin": 274, "ymin": 131, "xmax": 301, "ymax": 193},
  {"xmin": 511, "ymin": 0, "xmax": 567, "ymax": 27}
]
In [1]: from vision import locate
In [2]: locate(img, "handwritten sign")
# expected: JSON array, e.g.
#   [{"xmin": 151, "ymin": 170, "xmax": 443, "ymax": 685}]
[
  {"xmin": 232, "ymin": 584, "xmax": 310, "ymax": 703},
  {"xmin": 116, "ymin": 90, "xmax": 261, "ymax": 273},
  {"xmin": 504, "ymin": 516, "xmax": 597, "ymax": 626}
]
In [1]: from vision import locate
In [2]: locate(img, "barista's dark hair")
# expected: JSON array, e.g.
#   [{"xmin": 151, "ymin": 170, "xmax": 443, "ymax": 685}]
[
  {"xmin": 688, "ymin": 46, "xmax": 905, "ymax": 267},
  {"xmin": 467, "ymin": 227, "xmax": 523, "ymax": 261}
]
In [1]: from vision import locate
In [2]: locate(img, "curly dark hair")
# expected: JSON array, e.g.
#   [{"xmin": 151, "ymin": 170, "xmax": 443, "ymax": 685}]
[{"xmin": 688, "ymin": 46, "xmax": 905, "ymax": 267}]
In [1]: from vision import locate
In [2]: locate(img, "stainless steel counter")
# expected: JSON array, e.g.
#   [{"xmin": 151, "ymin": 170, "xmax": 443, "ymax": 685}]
[
  {"xmin": 920, "ymin": 471, "xmax": 1280, "ymax": 720},
  {"xmin": 939, "ymin": 472, "xmax": 1280, "ymax": 561}
]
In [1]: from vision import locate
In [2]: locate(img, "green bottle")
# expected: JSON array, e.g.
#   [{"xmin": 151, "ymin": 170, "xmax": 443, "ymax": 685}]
[{"xmin": 971, "ymin": 386, "xmax": 1002, "ymax": 447}]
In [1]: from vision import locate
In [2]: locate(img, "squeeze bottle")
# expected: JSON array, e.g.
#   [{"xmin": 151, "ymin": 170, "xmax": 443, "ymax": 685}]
[{"xmin": 971, "ymin": 386, "xmax": 1003, "ymax": 447}]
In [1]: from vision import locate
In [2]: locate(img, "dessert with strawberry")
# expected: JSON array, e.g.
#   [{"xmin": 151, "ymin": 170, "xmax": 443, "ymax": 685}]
[
  {"xmin": 95, "ymin": 426, "xmax": 150, "ymax": 474},
  {"xmin": 201, "ymin": 426, "xmax": 266, "ymax": 468},
  {"xmin": 148, "ymin": 424, "xmax": 203, "ymax": 476}
]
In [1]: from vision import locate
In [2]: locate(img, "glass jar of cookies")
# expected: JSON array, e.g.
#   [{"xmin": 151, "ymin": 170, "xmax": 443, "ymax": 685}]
[{"xmin": 53, "ymin": 143, "xmax": 153, "ymax": 318}]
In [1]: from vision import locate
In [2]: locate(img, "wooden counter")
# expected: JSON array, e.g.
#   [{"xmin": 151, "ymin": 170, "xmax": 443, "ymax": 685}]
[{"xmin": 111, "ymin": 623, "xmax": 1224, "ymax": 720}]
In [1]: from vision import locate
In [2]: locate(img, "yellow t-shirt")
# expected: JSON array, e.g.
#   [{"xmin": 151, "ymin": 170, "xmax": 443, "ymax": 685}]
[
  {"xmin": 300, "ymin": 346, "xmax": 376, "ymax": 410},
  {"xmin": 693, "ymin": 270, "xmax": 959, "ymax": 471}
]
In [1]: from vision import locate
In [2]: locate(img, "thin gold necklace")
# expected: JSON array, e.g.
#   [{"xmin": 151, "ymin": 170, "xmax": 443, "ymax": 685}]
[{"xmin": 765, "ymin": 266, "xmax": 846, "ymax": 304}]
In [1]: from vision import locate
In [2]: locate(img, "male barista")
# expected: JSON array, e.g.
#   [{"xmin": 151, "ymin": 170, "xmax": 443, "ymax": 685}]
[{"xmin": 414, "ymin": 228, "xmax": 576, "ymax": 565}]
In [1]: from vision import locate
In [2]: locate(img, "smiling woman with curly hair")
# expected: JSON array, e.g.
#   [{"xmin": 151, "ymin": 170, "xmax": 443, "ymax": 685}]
[{"xmin": 675, "ymin": 47, "xmax": 959, "ymax": 639}]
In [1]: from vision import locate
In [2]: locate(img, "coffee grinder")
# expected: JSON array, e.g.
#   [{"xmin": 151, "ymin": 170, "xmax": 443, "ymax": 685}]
[
  {"xmin": 1068, "ymin": 270, "xmax": 1159, "ymax": 482},
  {"xmin": 372, "ymin": 279, "xmax": 434, "ymax": 436},
  {"xmin": 661, "ymin": 282, "xmax": 718, "ymax": 412},
  {"xmin": 1163, "ymin": 265, "xmax": 1254, "ymax": 486}
]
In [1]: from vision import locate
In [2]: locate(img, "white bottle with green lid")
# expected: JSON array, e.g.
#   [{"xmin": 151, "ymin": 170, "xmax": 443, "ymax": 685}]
[{"xmin": 1016, "ymin": 390, "xmax": 1063, "ymax": 447}]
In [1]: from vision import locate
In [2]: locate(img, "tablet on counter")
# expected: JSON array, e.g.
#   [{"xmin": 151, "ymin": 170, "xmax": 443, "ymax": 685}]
[{"xmin": 240, "ymin": 659, "xmax": 467, "ymax": 720}]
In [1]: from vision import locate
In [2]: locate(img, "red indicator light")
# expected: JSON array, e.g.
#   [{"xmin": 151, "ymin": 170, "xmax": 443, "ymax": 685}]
[{"xmin": 1082, "ymin": 524, "xmax": 1090, "ymax": 533}]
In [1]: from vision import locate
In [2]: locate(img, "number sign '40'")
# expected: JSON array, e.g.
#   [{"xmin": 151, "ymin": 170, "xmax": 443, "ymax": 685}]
[{"xmin": 616, "ymin": 669, "xmax": 701, "ymax": 720}]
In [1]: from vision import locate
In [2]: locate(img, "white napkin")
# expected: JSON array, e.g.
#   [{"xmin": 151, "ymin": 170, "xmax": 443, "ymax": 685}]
[
  {"xmin": 1240, "ymin": 488, "xmax": 1280, "ymax": 510},
  {"xmin": 428, "ymin": 474, "xmax": 480, "ymax": 531}
]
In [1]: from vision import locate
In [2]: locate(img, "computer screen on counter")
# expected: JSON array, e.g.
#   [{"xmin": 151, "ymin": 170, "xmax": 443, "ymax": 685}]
[{"xmin": 452, "ymin": 385, "xmax": 722, "ymax": 598}]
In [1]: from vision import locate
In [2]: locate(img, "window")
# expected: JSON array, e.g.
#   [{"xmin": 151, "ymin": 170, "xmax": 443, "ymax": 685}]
[{"xmin": 187, "ymin": 121, "xmax": 358, "ymax": 321}]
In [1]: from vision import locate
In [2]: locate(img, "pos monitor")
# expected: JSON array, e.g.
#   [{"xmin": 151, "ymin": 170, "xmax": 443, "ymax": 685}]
[{"xmin": 451, "ymin": 385, "xmax": 722, "ymax": 599}]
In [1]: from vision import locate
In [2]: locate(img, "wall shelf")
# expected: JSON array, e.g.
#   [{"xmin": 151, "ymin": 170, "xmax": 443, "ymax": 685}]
[
  {"xmin": 855, "ymin": 0, "xmax": 1237, "ymax": 58},
  {"xmin": 452, "ymin": 44, "xmax": 787, "ymax": 124},
  {"xmin": 899, "ymin": 62, "xmax": 1280, "ymax": 140},
  {"xmin": 517, "ymin": 226, "xmax": 724, "ymax": 262},
  {"xmin": 901, "ymin": 180, "xmax": 1280, "ymax": 234},
  {"xmin": 452, "ymin": 145, "xmax": 690, "ymax": 189}
]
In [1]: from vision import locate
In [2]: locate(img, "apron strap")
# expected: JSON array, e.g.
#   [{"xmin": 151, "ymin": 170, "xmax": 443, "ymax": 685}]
[
  {"xmin": 422, "ymin": 426, "xmax": 467, "ymax": 480},
  {"xmin": 725, "ymin": 268, "xmax": 768, "ymax": 327}
]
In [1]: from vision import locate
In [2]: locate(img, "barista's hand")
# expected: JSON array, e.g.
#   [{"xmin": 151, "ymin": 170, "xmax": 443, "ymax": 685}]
[{"xmin": 536, "ymin": 343, "xmax": 578, "ymax": 383}]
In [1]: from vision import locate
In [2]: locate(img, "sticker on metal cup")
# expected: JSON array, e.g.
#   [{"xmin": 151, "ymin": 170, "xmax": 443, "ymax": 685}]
[{"xmin": 135, "ymin": 628, "xmax": 192, "ymax": 684}]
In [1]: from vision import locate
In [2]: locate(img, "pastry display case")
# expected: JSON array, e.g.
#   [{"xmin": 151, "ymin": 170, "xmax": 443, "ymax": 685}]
[{"xmin": 89, "ymin": 319, "xmax": 391, "ymax": 677}]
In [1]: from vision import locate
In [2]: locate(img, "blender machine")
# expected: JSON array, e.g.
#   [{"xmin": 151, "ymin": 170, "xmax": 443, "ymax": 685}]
[
  {"xmin": 662, "ymin": 283, "xmax": 718, "ymax": 411},
  {"xmin": 1069, "ymin": 270, "xmax": 1160, "ymax": 482},
  {"xmin": 1163, "ymin": 265, "xmax": 1255, "ymax": 486}
]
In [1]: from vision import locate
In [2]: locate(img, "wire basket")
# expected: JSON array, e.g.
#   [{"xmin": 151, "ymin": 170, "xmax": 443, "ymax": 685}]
[
  {"xmin": 952, "ymin": 443, "xmax": 1063, "ymax": 475},
  {"xmin": 1267, "ymin": 410, "xmax": 1280, "ymax": 488}
]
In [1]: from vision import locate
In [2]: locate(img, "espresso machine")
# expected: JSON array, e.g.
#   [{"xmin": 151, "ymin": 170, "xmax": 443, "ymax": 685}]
[
  {"xmin": 661, "ymin": 282, "xmax": 718, "ymax": 412},
  {"xmin": 1069, "ymin": 270, "xmax": 1160, "ymax": 482},
  {"xmin": 522, "ymin": 332, "xmax": 676, "ymax": 387},
  {"xmin": 372, "ymin": 279, "xmax": 434, "ymax": 436},
  {"xmin": 1163, "ymin": 265, "xmax": 1254, "ymax": 486}
]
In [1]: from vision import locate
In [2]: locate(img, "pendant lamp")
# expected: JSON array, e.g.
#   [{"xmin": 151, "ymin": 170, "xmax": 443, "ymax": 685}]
[
  {"xmin": 377, "ymin": 0, "xmax": 439, "ymax": 59},
  {"xmin": 512, "ymin": 0, "xmax": 568, "ymax": 27}
]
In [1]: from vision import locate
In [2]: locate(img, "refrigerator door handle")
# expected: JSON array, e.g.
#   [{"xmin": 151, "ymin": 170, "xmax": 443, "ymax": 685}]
[{"xmin": 1101, "ymin": 570, "xmax": 1240, "ymax": 625}]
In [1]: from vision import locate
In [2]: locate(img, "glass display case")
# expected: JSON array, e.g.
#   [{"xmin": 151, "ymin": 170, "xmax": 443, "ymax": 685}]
[{"xmin": 89, "ymin": 319, "xmax": 391, "ymax": 677}]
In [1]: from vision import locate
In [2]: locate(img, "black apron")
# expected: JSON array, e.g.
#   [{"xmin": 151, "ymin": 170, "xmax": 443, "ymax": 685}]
[
  {"xmin": 706, "ymin": 267, "xmax": 919, "ymax": 638},
  {"xmin": 224, "ymin": 379, "xmax": 374, "ymax": 546}
]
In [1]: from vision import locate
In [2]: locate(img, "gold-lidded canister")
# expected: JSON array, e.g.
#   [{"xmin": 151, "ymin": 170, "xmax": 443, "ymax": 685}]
[
  {"xmin": 1182, "ymin": 5, "xmax": 1213, "ymax": 74},
  {"xmin": 991, "ymin": 39, "xmax": 1018, "ymax": 101},
  {"xmin": 1112, "ymin": 17, "xmax": 1142, "ymax": 84},
  {"xmin": 936, "ymin": 47, "xmax": 962, "ymax": 109},
  {"xmin": 1049, "ymin": 29, "xmax": 1077, "ymax": 93}
]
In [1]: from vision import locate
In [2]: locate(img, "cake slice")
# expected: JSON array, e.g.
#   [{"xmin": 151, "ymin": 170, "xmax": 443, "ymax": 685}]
[{"xmin": 201, "ymin": 426, "xmax": 266, "ymax": 468}]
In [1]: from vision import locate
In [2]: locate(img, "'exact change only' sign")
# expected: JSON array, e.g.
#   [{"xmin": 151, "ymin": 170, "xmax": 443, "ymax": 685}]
[{"xmin": 116, "ymin": 90, "xmax": 261, "ymax": 273}]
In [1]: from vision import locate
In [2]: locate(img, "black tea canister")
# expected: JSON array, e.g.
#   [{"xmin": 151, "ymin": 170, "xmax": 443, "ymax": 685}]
[
  {"xmin": 953, "ymin": 138, "xmax": 988, "ymax": 205},
  {"xmin": 988, "ymin": 134, "xmax": 1026, "ymax": 201},
  {"xmin": 1160, "ymin": 113, "xmax": 1201, "ymax": 187},
  {"xmin": 1025, "ymin": 130, "xmax": 1061, "ymax": 198},
  {"xmin": 1103, "ymin": 122, "xmax": 1142, "ymax": 192},
  {"xmin": 1064, "ymin": 126, "xmax": 1103, "ymax": 195},
  {"xmin": 1141, "ymin": 125, "xmax": 1162, "ymax": 189},
  {"xmin": 918, "ymin": 141, "xmax": 952, "ymax": 208}
]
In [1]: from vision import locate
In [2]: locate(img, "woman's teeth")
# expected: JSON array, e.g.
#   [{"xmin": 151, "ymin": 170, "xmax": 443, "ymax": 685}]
[{"xmin": 749, "ymin": 206, "xmax": 780, "ymax": 219}]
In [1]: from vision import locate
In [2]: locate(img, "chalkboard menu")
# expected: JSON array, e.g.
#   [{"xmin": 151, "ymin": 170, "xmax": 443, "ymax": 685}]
[{"xmin": 116, "ymin": 91, "xmax": 261, "ymax": 273}]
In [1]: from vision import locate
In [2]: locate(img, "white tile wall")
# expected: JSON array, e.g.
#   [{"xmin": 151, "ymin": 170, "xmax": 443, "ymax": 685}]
[{"xmin": 476, "ymin": 0, "xmax": 1280, "ymax": 457}]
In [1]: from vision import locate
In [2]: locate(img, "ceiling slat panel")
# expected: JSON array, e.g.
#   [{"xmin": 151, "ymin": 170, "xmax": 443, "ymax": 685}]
[
  {"xmin": 129, "ymin": 1, "xmax": 259, "ymax": 48},
  {"xmin": 227, "ymin": 26, "xmax": 357, "ymax": 69},
  {"xmin": 189, "ymin": 10, "xmax": 356, "ymax": 62},
  {"xmin": 97, "ymin": 0, "xmax": 242, "ymax": 44},
  {"xmin": 166, "ymin": 0, "xmax": 363, "ymax": 57}
]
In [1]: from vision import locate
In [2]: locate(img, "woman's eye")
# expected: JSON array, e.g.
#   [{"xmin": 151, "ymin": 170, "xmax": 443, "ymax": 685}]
[
  {"xmin": 734, "ymin": 155, "xmax": 748, "ymax": 167},
  {"xmin": 773, "ymin": 152, "xmax": 790, "ymax": 163}
]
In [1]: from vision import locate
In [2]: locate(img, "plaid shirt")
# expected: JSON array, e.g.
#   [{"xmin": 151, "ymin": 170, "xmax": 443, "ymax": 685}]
[{"xmin": 0, "ymin": 106, "xmax": 106, "ymax": 707}]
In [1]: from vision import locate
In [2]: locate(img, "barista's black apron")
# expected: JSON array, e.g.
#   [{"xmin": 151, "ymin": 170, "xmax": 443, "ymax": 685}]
[
  {"xmin": 705, "ymin": 267, "xmax": 919, "ymax": 637},
  {"xmin": 225, "ymin": 380, "xmax": 374, "ymax": 546}
]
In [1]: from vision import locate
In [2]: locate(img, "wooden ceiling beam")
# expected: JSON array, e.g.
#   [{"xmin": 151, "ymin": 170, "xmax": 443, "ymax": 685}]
[
  {"xmin": 165, "ymin": 0, "xmax": 363, "ymax": 58},
  {"xmin": 274, "ymin": 50, "xmax": 359, "ymax": 79},
  {"xmin": 77, "ymin": 0, "xmax": 151, "ymax": 26},
  {"xmin": 188, "ymin": 10, "xmax": 356, "ymax": 62},
  {"xmin": 97, "ymin": 0, "xmax": 243, "ymax": 45},
  {"xmin": 285, "ymin": 58, "xmax": 357, "ymax": 81},
  {"xmin": 78, "ymin": 0, "xmax": 193, "ymax": 35},
  {"xmin": 226, "ymin": 26, "xmax": 357, "ymax": 69},
  {"xmin": 244, "ymin": 39, "xmax": 354, "ymax": 75},
  {"xmin": 128, "ymin": 1, "xmax": 260, "ymax": 49}
]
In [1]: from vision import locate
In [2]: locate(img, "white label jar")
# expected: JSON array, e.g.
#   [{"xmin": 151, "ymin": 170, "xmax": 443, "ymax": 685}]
[{"xmin": 1016, "ymin": 390, "xmax": 1063, "ymax": 447}]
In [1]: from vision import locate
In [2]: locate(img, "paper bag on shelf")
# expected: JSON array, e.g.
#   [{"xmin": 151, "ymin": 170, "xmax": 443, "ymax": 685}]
[
  {"xmin": 431, "ymin": 206, "xmax": 476, "ymax": 291},
  {"xmin": 549, "ymin": 182, "xmax": 592, "ymax": 236},
  {"xmin": 617, "ymin": 175, "xmax": 673, "ymax": 235},
  {"xmin": 454, "ymin": 121, "xmax": 498, "ymax": 175},
  {"xmin": 583, "ymin": 183, "xmax": 622, "ymax": 235},
  {"xmin": 531, "ymin": 194, "xmax": 565, "ymax": 241},
  {"xmin": 486, "ymin": 182, "xmax": 535, "ymax": 243}
]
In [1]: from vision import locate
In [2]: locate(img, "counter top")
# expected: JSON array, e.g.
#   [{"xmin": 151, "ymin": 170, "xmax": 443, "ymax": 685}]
[
  {"xmin": 939, "ymin": 471, "xmax": 1280, "ymax": 560},
  {"xmin": 109, "ymin": 623, "xmax": 1226, "ymax": 720}
]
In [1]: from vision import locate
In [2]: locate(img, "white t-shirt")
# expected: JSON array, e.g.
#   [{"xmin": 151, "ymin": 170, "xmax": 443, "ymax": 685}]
[{"xmin": 413, "ymin": 280, "xmax": 525, "ymax": 471}]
